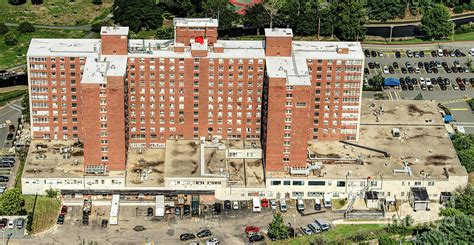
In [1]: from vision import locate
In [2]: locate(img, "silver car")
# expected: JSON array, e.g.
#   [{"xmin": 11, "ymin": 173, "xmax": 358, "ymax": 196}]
[
  {"xmin": 300, "ymin": 225, "xmax": 313, "ymax": 235},
  {"xmin": 308, "ymin": 223, "xmax": 321, "ymax": 233}
]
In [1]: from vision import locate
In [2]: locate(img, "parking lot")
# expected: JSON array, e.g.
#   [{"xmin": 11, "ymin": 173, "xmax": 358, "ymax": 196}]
[
  {"xmin": 364, "ymin": 46, "xmax": 474, "ymax": 92},
  {"xmin": 22, "ymin": 199, "xmax": 341, "ymax": 245},
  {"xmin": 0, "ymin": 155, "xmax": 17, "ymax": 193},
  {"xmin": 0, "ymin": 216, "xmax": 27, "ymax": 240}
]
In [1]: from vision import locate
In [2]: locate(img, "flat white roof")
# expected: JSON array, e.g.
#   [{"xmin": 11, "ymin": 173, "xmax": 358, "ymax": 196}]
[
  {"xmin": 82, "ymin": 55, "xmax": 127, "ymax": 84},
  {"xmin": 292, "ymin": 41, "xmax": 364, "ymax": 60},
  {"xmin": 27, "ymin": 38, "xmax": 100, "ymax": 57},
  {"xmin": 265, "ymin": 28, "xmax": 293, "ymax": 37},
  {"xmin": 174, "ymin": 18, "xmax": 218, "ymax": 28},
  {"xmin": 101, "ymin": 26, "xmax": 129, "ymax": 36},
  {"xmin": 266, "ymin": 57, "xmax": 310, "ymax": 86}
]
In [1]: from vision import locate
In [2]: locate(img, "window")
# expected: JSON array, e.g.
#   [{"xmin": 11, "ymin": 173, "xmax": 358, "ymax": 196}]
[
  {"xmin": 271, "ymin": 181, "xmax": 281, "ymax": 186},
  {"xmin": 336, "ymin": 181, "xmax": 346, "ymax": 187},
  {"xmin": 296, "ymin": 102, "xmax": 306, "ymax": 107},
  {"xmin": 292, "ymin": 181, "xmax": 304, "ymax": 186},
  {"xmin": 414, "ymin": 182, "xmax": 421, "ymax": 186},
  {"xmin": 428, "ymin": 181, "xmax": 434, "ymax": 186},
  {"xmin": 308, "ymin": 181, "xmax": 325, "ymax": 186},
  {"xmin": 283, "ymin": 181, "xmax": 291, "ymax": 186}
]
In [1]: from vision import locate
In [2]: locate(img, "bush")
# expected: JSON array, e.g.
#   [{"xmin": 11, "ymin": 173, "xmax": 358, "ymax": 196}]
[
  {"xmin": 45, "ymin": 188, "xmax": 59, "ymax": 198},
  {"xmin": 464, "ymin": 4, "xmax": 474, "ymax": 11},
  {"xmin": 0, "ymin": 23, "xmax": 8, "ymax": 35},
  {"xmin": 18, "ymin": 22, "xmax": 35, "ymax": 33},
  {"xmin": 8, "ymin": 0, "xmax": 26, "ymax": 5},
  {"xmin": 92, "ymin": 0, "xmax": 102, "ymax": 5},
  {"xmin": 453, "ymin": 6, "xmax": 464, "ymax": 14},
  {"xmin": 31, "ymin": 0, "xmax": 43, "ymax": 4},
  {"xmin": 4, "ymin": 32, "xmax": 18, "ymax": 46}
]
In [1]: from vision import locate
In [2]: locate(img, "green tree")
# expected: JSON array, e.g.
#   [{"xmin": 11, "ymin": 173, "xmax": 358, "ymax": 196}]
[
  {"xmin": 278, "ymin": 0, "xmax": 320, "ymax": 36},
  {"xmin": 21, "ymin": 92, "xmax": 30, "ymax": 123},
  {"xmin": 243, "ymin": 3, "xmax": 269, "ymax": 36},
  {"xmin": 263, "ymin": 0, "xmax": 285, "ymax": 29},
  {"xmin": 31, "ymin": 0, "xmax": 43, "ymax": 4},
  {"xmin": 330, "ymin": 0, "xmax": 367, "ymax": 41},
  {"xmin": 366, "ymin": 0, "xmax": 407, "ymax": 22},
  {"xmin": 414, "ymin": 215, "xmax": 474, "ymax": 244},
  {"xmin": 0, "ymin": 188, "xmax": 25, "ymax": 215},
  {"xmin": 17, "ymin": 22, "xmax": 35, "ymax": 33},
  {"xmin": 202, "ymin": 0, "xmax": 238, "ymax": 30},
  {"xmin": 420, "ymin": 4, "xmax": 453, "ymax": 40},
  {"xmin": 92, "ymin": 0, "xmax": 102, "ymax": 5},
  {"xmin": 453, "ymin": 184, "xmax": 474, "ymax": 216},
  {"xmin": 155, "ymin": 27, "xmax": 173, "ymax": 39},
  {"xmin": 439, "ymin": 207, "xmax": 464, "ymax": 217},
  {"xmin": 369, "ymin": 73, "xmax": 384, "ymax": 90},
  {"xmin": 161, "ymin": 0, "xmax": 200, "ymax": 17},
  {"xmin": 4, "ymin": 32, "xmax": 18, "ymax": 46},
  {"xmin": 268, "ymin": 213, "xmax": 289, "ymax": 240},
  {"xmin": 0, "ymin": 23, "xmax": 8, "ymax": 35},
  {"xmin": 451, "ymin": 133, "xmax": 474, "ymax": 172},
  {"xmin": 113, "ymin": 0, "xmax": 164, "ymax": 32}
]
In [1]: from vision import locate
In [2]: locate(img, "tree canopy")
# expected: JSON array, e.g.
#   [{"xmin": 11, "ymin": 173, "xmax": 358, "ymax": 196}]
[
  {"xmin": 268, "ymin": 213, "xmax": 289, "ymax": 240},
  {"xmin": 243, "ymin": 3, "xmax": 269, "ymax": 35},
  {"xmin": 330, "ymin": 0, "xmax": 367, "ymax": 41},
  {"xmin": 366, "ymin": 0, "xmax": 407, "ymax": 22},
  {"xmin": 112, "ymin": 0, "xmax": 164, "ymax": 32},
  {"xmin": 202, "ymin": 0, "xmax": 238, "ymax": 30},
  {"xmin": 451, "ymin": 133, "xmax": 474, "ymax": 172},
  {"xmin": 420, "ymin": 4, "xmax": 453, "ymax": 40},
  {"xmin": 0, "ymin": 188, "xmax": 25, "ymax": 215}
]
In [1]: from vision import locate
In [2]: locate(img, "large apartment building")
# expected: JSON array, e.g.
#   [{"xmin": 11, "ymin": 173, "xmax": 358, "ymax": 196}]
[{"xmin": 27, "ymin": 18, "xmax": 363, "ymax": 176}]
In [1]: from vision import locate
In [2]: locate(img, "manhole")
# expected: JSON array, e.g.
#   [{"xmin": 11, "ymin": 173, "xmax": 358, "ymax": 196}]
[{"xmin": 133, "ymin": 225, "xmax": 146, "ymax": 232}]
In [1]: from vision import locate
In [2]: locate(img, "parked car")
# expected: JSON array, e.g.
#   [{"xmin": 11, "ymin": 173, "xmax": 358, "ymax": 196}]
[
  {"xmin": 300, "ymin": 225, "xmax": 313, "ymax": 235},
  {"xmin": 180, "ymin": 233, "xmax": 196, "ymax": 241},
  {"xmin": 245, "ymin": 226, "xmax": 260, "ymax": 234},
  {"xmin": 0, "ymin": 162, "xmax": 14, "ymax": 168},
  {"xmin": 383, "ymin": 66, "xmax": 389, "ymax": 74},
  {"xmin": 224, "ymin": 200, "xmax": 232, "ymax": 210},
  {"xmin": 261, "ymin": 198, "xmax": 269, "ymax": 208},
  {"xmin": 395, "ymin": 51, "xmax": 401, "ymax": 58},
  {"xmin": 197, "ymin": 229, "xmax": 212, "ymax": 238},
  {"xmin": 183, "ymin": 205, "xmax": 190, "ymax": 215},
  {"xmin": 205, "ymin": 238, "xmax": 220, "ymax": 245},
  {"xmin": 0, "ymin": 176, "xmax": 9, "ymax": 183},
  {"xmin": 0, "ymin": 218, "xmax": 7, "ymax": 229},
  {"xmin": 315, "ymin": 219, "xmax": 330, "ymax": 231},
  {"xmin": 57, "ymin": 214, "xmax": 65, "ymax": 225},
  {"xmin": 248, "ymin": 234, "xmax": 265, "ymax": 243},
  {"xmin": 368, "ymin": 62, "xmax": 375, "ymax": 69},
  {"xmin": 371, "ymin": 51, "xmax": 377, "ymax": 57},
  {"xmin": 270, "ymin": 199, "xmax": 277, "ymax": 209},
  {"xmin": 101, "ymin": 219, "xmax": 108, "ymax": 228},
  {"xmin": 60, "ymin": 205, "xmax": 68, "ymax": 215},
  {"xmin": 147, "ymin": 207, "xmax": 153, "ymax": 216},
  {"xmin": 280, "ymin": 199, "xmax": 287, "ymax": 212},
  {"xmin": 213, "ymin": 203, "xmax": 222, "ymax": 215},
  {"xmin": 16, "ymin": 218, "xmax": 24, "ymax": 229},
  {"xmin": 308, "ymin": 223, "xmax": 322, "ymax": 233},
  {"xmin": 393, "ymin": 62, "xmax": 399, "ymax": 69},
  {"xmin": 7, "ymin": 219, "xmax": 14, "ymax": 229},
  {"xmin": 364, "ymin": 49, "xmax": 370, "ymax": 57},
  {"xmin": 232, "ymin": 201, "xmax": 239, "ymax": 210}
]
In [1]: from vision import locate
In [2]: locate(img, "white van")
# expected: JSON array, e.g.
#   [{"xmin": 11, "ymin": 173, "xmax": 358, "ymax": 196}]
[
  {"xmin": 297, "ymin": 198, "xmax": 305, "ymax": 211},
  {"xmin": 314, "ymin": 199, "xmax": 321, "ymax": 210},
  {"xmin": 438, "ymin": 49, "xmax": 443, "ymax": 57},
  {"xmin": 252, "ymin": 197, "xmax": 261, "ymax": 212},
  {"xmin": 323, "ymin": 196, "xmax": 331, "ymax": 209},
  {"xmin": 280, "ymin": 199, "xmax": 287, "ymax": 212}
]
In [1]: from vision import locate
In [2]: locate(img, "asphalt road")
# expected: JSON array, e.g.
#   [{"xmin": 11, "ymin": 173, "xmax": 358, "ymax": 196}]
[{"xmin": 0, "ymin": 101, "xmax": 23, "ymax": 149}]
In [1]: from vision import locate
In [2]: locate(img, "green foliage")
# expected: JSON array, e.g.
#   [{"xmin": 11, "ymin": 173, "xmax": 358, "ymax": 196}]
[
  {"xmin": 330, "ymin": 0, "xmax": 367, "ymax": 41},
  {"xmin": 366, "ymin": 0, "xmax": 407, "ymax": 22},
  {"xmin": 451, "ymin": 133, "xmax": 474, "ymax": 172},
  {"xmin": 0, "ymin": 89, "xmax": 27, "ymax": 106},
  {"xmin": 155, "ymin": 27, "xmax": 173, "ymax": 39},
  {"xmin": 439, "ymin": 207, "xmax": 464, "ymax": 217},
  {"xmin": 0, "ymin": 188, "xmax": 25, "ymax": 215},
  {"xmin": 4, "ymin": 31, "xmax": 18, "ymax": 46},
  {"xmin": 21, "ymin": 92, "xmax": 30, "ymax": 123},
  {"xmin": 268, "ymin": 213, "xmax": 289, "ymax": 240},
  {"xmin": 161, "ymin": 0, "xmax": 201, "ymax": 17},
  {"xmin": 0, "ymin": 23, "xmax": 8, "ymax": 36},
  {"xmin": 414, "ymin": 215, "xmax": 474, "ymax": 244},
  {"xmin": 369, "ymin": 73, "xmax": 385, "ymax": 90},
  {"xmin": 378, "ymin": 235, "xmax": 398, "ymax": 245},
  {"xmin": 112, "ymin": 0, "xmax": 164, "ymax": 32},
  {"xmin": 92, "ymin": 0, "xmax": 102, "ymax": 5},
  {"xmin": 277, "ymin": 0, "xmax": 320, "ymax": 36},
  {"xmin": 468, "ymin": 98, "xmax": 474, "ymax": 110},
  {"xmin": 452, "ymin": 5, "xmax": 464, "ymax": 14},
  {"xmin": 243, "ymin": 3, "xmax": 269, "ymax": 35},
  {"xmin": 8, "ymin": 0, "xmax": 26, "ymax": 5},
  {"xmin": 453, "ymin": 184, "xmax": 474, "ymax": 216},
  {"xmin": 17, "ymin": 22, "xmax": 35, "ymax": 33},
  {"xmin": 420, "ymin": 4, "xmax": 453, "ymax": 40},
  {"xmin": 31, "ymin": 0, "xmax": 43, "ymax": 5},
  {"xmin": 202, "ymin": 0, "xmax": 238, "ymax": 29},
  {"xmin": 45, "ymin": 188, "xmax": 59, "ymax": 198}
]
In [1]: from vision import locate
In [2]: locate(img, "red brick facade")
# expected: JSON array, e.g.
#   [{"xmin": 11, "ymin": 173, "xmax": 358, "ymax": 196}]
[{"xmin": 28, "ymin": 20, "xmax": 362, "ymax": 174}]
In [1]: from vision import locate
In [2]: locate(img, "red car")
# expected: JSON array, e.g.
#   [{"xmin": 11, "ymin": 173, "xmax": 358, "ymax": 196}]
[
  {"xmin": 60, "ymin": 205, "xmax": 68, "ymax": 215},
  {"xmin": 245, "ymin": 226, "xmax": 260, "ymax": 234},
  {"xmin": 261, "ymin": 198, "xmax": 269, "ymax": 208}
]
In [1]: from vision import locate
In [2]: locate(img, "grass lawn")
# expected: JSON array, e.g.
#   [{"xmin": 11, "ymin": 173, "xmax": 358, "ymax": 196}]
[
  {"xmin": 272, "ymin": 224, "xmax": 387, "ymax": 244},
  {"xmin": 0, "ymin": 89, "xmax": 27, "ymax": 106},
  {"xmin": 0, "ymin": 0, "xmax": 113, "ymax": 26},
  {"xmin": 0, "ymin": 28, "xmax": 86, "ymax": 70},
  {"xmin": 24, "ymin": 195, "xmax": 61, "ymax": 234}
]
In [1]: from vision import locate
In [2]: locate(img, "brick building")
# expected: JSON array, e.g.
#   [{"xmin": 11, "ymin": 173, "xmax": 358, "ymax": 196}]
[{"xmin": 27, "ymin": 18, "xmax": 363, "ymax": 174}]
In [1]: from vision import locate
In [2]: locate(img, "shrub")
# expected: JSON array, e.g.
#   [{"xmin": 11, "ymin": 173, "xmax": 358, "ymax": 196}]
[
  {"xmin": 92, "ymin": 0, "xmax": 102, "ymax": 5},
  {"xmin": 18, "ymin": 22, "xmax": 35, "ymax": 33},
  {"xmin": 8, "ymin": 0, "xmax": 26, "ymax": 5},
  {"xmin": 31, "ymin": 0, "xmax": 43, "ymax": 4},
  {"xmin": 4, "ymin": 32, "xmax": 18, "ymax": 46},
  {"xmin": 0, "ymin": 23, "xmax": 8, "ymax": 35},
  {"xmin": 453, "ymin": 6, "xmax": 464, "ymax": 14}
]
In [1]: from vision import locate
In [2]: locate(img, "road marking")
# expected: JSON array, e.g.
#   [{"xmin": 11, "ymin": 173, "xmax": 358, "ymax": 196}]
[
  {"xmin": 7, "ymin": 104, "xmax": 21, "ymax": 112},
  {"xmin": 10, "ymin": 104, "xmax": 24, "ymax": 110},
  {"xmin": 450, "ymin": 108, "xmax": 468, "ymax": 111},
  {"xmin": 387, "ymin": 91, "xmax": 393, "ymax": 100},
  {"xmin": 0, "ymin": 109, "xmax": 17, "ymax": 117}
]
